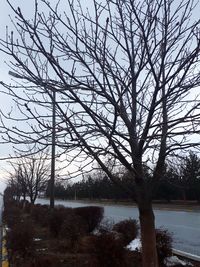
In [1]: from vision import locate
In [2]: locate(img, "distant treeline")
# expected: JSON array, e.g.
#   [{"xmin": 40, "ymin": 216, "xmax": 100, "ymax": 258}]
[{"xmin": 46, "ymin": 152, "xmax": 200, "ymax": 203}]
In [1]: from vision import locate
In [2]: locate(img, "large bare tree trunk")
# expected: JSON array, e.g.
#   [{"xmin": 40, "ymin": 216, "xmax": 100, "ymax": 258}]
[
  {"xmin": 135, "ymin": 173, "xmax": 159, "ymax": 267},
  {"xmin": 139, "ymin": 202, "xmax": 158, "ymax": 267}
]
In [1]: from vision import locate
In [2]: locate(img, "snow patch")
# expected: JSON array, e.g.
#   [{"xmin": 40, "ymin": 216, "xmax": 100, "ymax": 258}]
[
  {"xmin": 36, "ymin": 248, "xmax": 47, "ymax": 251},
  {"xmin": 127, "ymin": 240, "xmax": 193, "ymax": 267},
  {"xmin": 34, "ymin": 238, "xmax": 42, "ymax": 241},
  {"xmin": 164, "ymin": 256, "xmax": 193, "ymax": 266},
  {"xmin": 126, "ymin": 238, "xmax": 141, "ymax": 251}
]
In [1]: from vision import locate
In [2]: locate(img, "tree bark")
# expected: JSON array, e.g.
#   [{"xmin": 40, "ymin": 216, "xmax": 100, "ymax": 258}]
[
  {"xmin": 134, "ymin": 165, "xmax": 159, "ymax": 267},
  {"xmin": 139, "ymin": 201, "xmax": 158, "ymax": 267}
]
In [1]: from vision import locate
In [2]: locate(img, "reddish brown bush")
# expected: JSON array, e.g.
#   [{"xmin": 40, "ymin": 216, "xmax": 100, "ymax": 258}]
[
  {"xmin": 56, "ymin": 205, "xmax": 73, "ymax": 217},
  {"xmin": 78, "ymin": 235, "xmax": 98, "ymax": 253},
  {"xmin": 18, "ymin": 255, "xmax": 60, "ymax": 267},
  {"xmin": 93, "ymin": 232, "xmax": 127, "ymax": 267},
  {"xmin": 49, "ymin": 207, "xmax": 73, "ymax": 237},
  {"xmin": 156, "ymin": 228, "xmax": 172, "ymax": 264},
  {"xmin": 22, "ymin": 200, "xmax": 32, "ymax": 213},
  {"xmin": 126, "ymin": 250, "xmax": 142, "ymax": 267},
  {"xmin": 60, "ymin": 213, "xmax": 87, "ymax": 248},
  {"xmin": 113, "ymin": 219, "xmax": 139, "ymax": 246},
  {"xmin": 7, "ymin": 219, "xmax": 35, "ymax": 257},
  {"xmin": 74, "ymin": 206, "xmax": 104, "ymax": 233},
  {"xmin": 31, "ymin": 255, "xmax": 61, "ymax": 267},
  {"xmin": 74, "ymin": 254, "xmax": 100, "ymax": 267},
  {"xmin": 49, "ymin": 209, "xmax": 64, "ymax": 237},
  {"xmin": 31, "ymin": 204, "xmax": 50, "ymax": 227},
  {"xmin": 3, "ymin": 190, "xmax": 20, "ymax": 210},
  {"xmin": 98, "ymin": 218, "xmax": 114, "ymax": 234},
  {"xmin": 3, "ymin": 205, "xmax": 22, "ymax": 228}
]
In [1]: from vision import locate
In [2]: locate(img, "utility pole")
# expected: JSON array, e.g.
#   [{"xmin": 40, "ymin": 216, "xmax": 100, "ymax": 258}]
[{"xmin": 50, "ymin": 89, "xmax": 56, "ymax": 210}]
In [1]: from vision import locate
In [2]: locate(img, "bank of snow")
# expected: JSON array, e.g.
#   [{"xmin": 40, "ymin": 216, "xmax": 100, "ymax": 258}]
[
  {"xmin": 127, "ymin": 239, "xmax": 193, "ymax": 266},
  {"xmin": 127, "ymin": 238, "xmax": 141, "ymax": 251}
]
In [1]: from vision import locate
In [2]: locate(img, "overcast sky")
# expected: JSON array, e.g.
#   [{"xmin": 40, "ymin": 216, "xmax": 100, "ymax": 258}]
[
  {"xmin": 0, "ymin": 1, "xmax": 44, "ymax": 191},
  {"xmin": 0, "ymin": 0, "xmax": 89, "ymax": 191}
]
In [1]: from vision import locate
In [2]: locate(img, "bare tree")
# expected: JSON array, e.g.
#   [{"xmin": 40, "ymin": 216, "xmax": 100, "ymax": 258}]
[
  {"xmin": 6, "ymin": 173, "xmax": 23, "ymax": 201},
  {"xmin": 1, "ymin": 0, "xmax": 200, "ymax": 266},
  {"xmin": 8, "ymin": 151, "xmax": 50, "ymax": 204}
]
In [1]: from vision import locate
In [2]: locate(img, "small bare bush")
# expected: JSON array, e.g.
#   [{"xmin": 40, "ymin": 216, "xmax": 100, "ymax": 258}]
[
  {"xmin": 7, "ymin": 219, "xmax": 35, "ymax": 257},
  {"xmin": 60, "ymin": 213, "xmax": 87, "ymax": 248},
  {"xmin": 156, "ymin": 228, "xmax": 172, "ymax": 264},
  {"xmin": 31, "ymin": 255, "xmax": 61, "ymax": 267},
  {"xmin": 3, "ymin": 205, "xmax": 22, "ymax": 228},
  {"xmin": 126, "ymin": 250, "xmax": 142, "ymax": 267},
  {"xmin": 78, "ymin": 235, "xmax": 98, "ymax": 253},
  {"xmin": 113, "ymin": 219, "xmax": 139, "ymax": 246},
  {"xmin": 22, "ymin": 200, "xmax": 32, "ymax": 213},
  {"xmin": 31, "ymin": 204, "xmax": 50, "ymax": 227},
  {"xmin": 18, "ymin": 255, "xmax": 60, "ymax": 267},
  {"xmin": 74, "ymin": 206, "xmax": 104, "ymax": 233},
  {"xmin": 97, "ymin": 218, "xmax": 114, "ymax": 234},
  {"xmin": 49, "ymin": 207, "xmax": 73, "ymax": 237},
  {"xmin": 93, "ymin": 232, "xmax": 126, "ymax": 267}
]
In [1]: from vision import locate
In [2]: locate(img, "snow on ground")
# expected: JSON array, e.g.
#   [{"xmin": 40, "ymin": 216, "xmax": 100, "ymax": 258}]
[
  {"xmin": 126, "ymin": 238, "xmax": 141, "ymax": 251},
  {"xmin": 164, "ymin": 256, "xmax": 193, "ymax": 266},
  {"xmin": 34, "ymin": 238, "xmax": 42, "ymax": 241},
  {"xmin": 127, "ymin": 239, "xmax": 193, "ymax": 266}
]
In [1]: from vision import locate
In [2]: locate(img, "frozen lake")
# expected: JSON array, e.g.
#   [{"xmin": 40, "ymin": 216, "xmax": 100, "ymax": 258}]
[{"xmin": 37, "ymin": 198, "xmax": 200, "ymax": 256}]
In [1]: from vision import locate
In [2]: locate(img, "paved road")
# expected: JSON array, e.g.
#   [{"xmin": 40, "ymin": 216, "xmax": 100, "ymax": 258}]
[{"xmin": 37, "ymin": 198, "xmax": 200, "ymax": 256}]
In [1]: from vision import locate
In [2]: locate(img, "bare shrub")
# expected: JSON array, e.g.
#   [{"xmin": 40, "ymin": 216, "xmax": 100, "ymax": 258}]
[
  {"xmin": 74, "ymin": 206, "xmax": 104, "ymax": 233},
  {"xmin": 97, "ymin": 218, "xmax": 114, "ymax": 234},
  {"xmin": 49, "ymin": 207, "xmax": 73, "ymax": 237},
  {"xmin": 78, "ymin": 235, "xmax": 98, "ymax": 253},
  {"xmin": 22, "ymin": 200, "xmax": 32, "ymax": 213},
  {"xmin": 74, "ymin": 254, "xmax": 100, "ymax": 267},
  {"xmin": 156, "ymin": 228, "xmax": 172, "ymax": 264},
  {"xmin": 3, "ymin": 205, "xmax": 22, "ymax": 228},
  {"xmin": 126, "ymin": 250, "xmax": 142, "ymax": 267},
  {"xmin": 60, "ymin": 213, "xmax": 87, "ymax": 248},
  {"xmin": 31, "ymin": 204, "xmax": 50, "ymax": 227},
  {"xmin": 31, "ymin": 255, "xmax": 61, "ymax": 267},
  {"xmin": 113, "ymin": 219, "xmax": 139, "ymax": 246},
  {"xmin": 55, "ymin": 206, "xmax": 73, "ymax": 219},
  {"xmin": 7, "ymin": 219, "xmax": 35, "ymax": 257},
  {"xmin": 18, "ymin": 255, "xmax": 61, "ymax": 267},
  {"xmin": 93, "ymin": 232, "xmax": 127, "ymax": 267}
]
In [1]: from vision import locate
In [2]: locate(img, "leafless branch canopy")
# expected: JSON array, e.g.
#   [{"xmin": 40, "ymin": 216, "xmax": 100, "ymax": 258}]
[
  {"xmin": 7, "ymin": 149, "xmax": 50, "ymax": 203},
  {"xmin": 0, "ymin": 0, "xmax": 200, "ymax": 184}
]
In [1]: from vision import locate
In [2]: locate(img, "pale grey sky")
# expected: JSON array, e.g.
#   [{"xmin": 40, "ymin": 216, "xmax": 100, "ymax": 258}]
[{"xmin": 0, "ymin": 1, "xmax": 45, "ymax": 191}]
